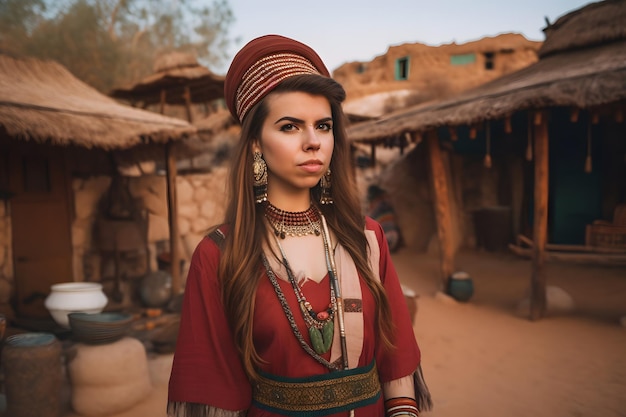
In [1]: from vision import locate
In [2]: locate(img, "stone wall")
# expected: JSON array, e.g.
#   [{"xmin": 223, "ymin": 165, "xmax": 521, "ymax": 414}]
[
  {"xmin": 0, "ymin": 167, "xmax": 229, "ymax": 316},
  {"xmin": 75, "ymin": 167, "xmax": 229, "ymax": 297}
]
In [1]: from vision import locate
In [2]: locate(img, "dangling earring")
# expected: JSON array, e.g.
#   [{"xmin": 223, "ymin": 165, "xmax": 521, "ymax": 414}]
[
  {"xmin": 253, "ymin": 151, "xmax": 268, "ymax": 203},
  {"xmin": 320, "ymin": 169, "xmax": 333, "ymax": 204}
]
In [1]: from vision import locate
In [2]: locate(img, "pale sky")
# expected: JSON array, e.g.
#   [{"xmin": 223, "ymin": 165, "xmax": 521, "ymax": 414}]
[{"xmin": 221, "ymin": 0, "xmax": 593, "ymax": 73}]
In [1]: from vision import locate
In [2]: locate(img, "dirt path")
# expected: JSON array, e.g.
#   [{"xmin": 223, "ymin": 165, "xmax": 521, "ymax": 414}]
[{"xmin": 395, "ymin": 249, "xmax": 626, "ymax": 417}]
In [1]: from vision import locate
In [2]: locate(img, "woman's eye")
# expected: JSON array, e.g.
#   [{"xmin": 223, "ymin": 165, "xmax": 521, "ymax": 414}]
[
  {"xmin": 318, "ymin": 123, "xmax": 332, "ymax": 131},
  {"xmin": 280, "ymin": 123, "xmax": 296, "ymax": 132}
]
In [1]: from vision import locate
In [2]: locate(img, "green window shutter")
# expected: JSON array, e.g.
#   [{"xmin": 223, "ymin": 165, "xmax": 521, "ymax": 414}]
[
  {"xmin": 395, "ymin": 57, "xmax": 410, "ymax": 80},
  {"xmin": 450, "ymin": 53, "xmax": 476, "ymax": 66}
]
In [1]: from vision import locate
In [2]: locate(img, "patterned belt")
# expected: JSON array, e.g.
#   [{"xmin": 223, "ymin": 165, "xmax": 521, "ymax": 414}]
[{"xmin": 252, "ymin": 360, "xmax": 381, "ymax": 417}]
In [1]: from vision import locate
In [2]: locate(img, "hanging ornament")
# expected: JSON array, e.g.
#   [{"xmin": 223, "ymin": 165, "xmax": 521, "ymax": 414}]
[
  {"xmin": 449, "ymin": 126, "xmax": 458, "ymax": 141},
  {"xmin": 585, "ymin": 119, "xmax": 592, "ymax": 173},
  {"xmin": 484, "ymin": 122, "xmax": 492, "ymax": 168},
  {"xmin": 469, "ymin": 126, "xmax": 477, "ymax": 140},
  {"xmin": 591, "ymin": 112, "xmax": 600, "ymax": 124},
  {"xmin": 504, "ymin": 116, "xmax": 512, "ymax": 134}
]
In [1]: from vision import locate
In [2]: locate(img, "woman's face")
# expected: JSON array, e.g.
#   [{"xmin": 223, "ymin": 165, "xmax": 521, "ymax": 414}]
[{"xmin": 255, "ymin": 91, "xmax": 334, "ymax": 204}]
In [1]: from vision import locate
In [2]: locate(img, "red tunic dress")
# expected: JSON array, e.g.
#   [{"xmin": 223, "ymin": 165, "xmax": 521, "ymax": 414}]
[{"xmin": 168, "ymin": 217, "xmax": 421, "ymax": 416}]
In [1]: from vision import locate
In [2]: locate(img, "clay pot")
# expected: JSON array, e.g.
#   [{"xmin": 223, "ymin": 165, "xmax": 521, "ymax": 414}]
[
  {"xmin": 446, "ymin": 271, "xmax": 474, "ymax": 302},
  {"xmin": 44, "ymin": 283, "xmax": 108, "ymax": 328},
  {"xmin": 139, "ymin": 271, "xmax": 172, "ymax": 308},
  {"xmin": 3, "ymin": 333, "xmax": 63, "ymax": 417}
]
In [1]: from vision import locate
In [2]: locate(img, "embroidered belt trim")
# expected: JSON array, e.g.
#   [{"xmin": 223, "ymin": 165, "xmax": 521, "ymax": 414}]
[{"xmin": 252, "ymin": 360, "xmax": 381, "ymax": 417}]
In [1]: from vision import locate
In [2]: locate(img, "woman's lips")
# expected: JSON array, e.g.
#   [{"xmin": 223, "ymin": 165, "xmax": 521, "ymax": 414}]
[{"xmin": 299, "ymin": 160, "xmax": 323, "ymax": 173}]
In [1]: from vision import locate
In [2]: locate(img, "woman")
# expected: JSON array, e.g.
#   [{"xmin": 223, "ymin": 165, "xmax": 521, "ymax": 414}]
[
  {"xmin": 367, "ymin": 185, "xmax": 401, "ymax": 253},
  {"xmin": 168, "ymin": 34, "xmax": 431, "ymax": 417}
]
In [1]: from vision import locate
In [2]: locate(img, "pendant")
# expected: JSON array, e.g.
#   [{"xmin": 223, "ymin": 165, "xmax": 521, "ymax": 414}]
[{"xmin": 309, "ymin": 321, "xmax": 334, "ymax": 354}]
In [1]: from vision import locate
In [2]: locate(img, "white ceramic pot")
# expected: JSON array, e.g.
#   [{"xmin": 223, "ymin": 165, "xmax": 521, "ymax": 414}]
[{"xmin": 44, "ymin": 283, "xmax": 108, "ymax": 328}]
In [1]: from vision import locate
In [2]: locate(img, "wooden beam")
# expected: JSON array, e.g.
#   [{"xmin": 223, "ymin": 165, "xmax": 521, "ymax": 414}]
[
  {"xmin": 530, "ymin": 111, "xmax": 549, "ymax": 320},
  {"xmin": 426, "ymin": 130, "xmax": 455, "ymax": 286},
  {"xmin": 509, "ymin": 244, "xmax": 626, "ymax": 266},
  {"xmin": 517, "ymin": 234, "xmax": 626, "ymax": 254},
  {"xmin": 165, "ymin": 142, "xmax": 181, "ymax": 296}
]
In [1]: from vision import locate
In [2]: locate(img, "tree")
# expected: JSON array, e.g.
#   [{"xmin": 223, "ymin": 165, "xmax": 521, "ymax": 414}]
[
  {"xmin": 0, "ymin": 0, "xmax": 47, "ymax": 53},
  {"xmin": 0, "ymin": 0, "xmax": 234, "ymax": 92}
]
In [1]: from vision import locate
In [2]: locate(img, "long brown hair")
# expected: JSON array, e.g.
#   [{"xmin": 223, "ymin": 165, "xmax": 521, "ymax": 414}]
[{"xmin": 218, "ymin": 74, "xmax": 394, "ymax": 380}]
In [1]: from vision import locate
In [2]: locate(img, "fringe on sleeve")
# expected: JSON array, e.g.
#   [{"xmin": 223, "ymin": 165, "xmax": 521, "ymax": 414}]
[
  {"xmin": 167, "ymin": 402, "xmax": 247, "ymax": 417},
  {"xmin": 413, "ymin": 364, "xmax": 433, "ymax": 412}
]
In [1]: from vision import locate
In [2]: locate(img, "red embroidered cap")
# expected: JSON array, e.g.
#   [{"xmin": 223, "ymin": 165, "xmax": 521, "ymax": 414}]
[{"xmin": 224, "ymin": 34, "xmax": 330, "ymax": 123}]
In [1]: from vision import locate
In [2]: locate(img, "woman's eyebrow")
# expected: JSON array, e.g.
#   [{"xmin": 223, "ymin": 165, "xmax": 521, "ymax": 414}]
[
  {"xmin": 274, "ymin": 116, "xmax": 304, "ymax": 125},
  {"xmin": 273, "ymin": 116, "xmax": 333, "ymax": 125}
]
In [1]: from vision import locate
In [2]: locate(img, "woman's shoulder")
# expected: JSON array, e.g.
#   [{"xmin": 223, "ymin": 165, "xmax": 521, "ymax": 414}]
[
  {"xmin": 206, "ymin": 224, "xmax": 229, "ymax": 249},
  {"xmin": 191, "ymin": 224, "xmax": 230, "ymax": 261},
  {"xmin": 364, "ymin": 216, "xmax": 384, "ymax": 236}
]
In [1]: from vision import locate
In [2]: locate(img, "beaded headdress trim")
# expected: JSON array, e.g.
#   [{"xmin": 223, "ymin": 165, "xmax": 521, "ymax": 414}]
[{"xmin": 236, "ymin": 52, "xmax": 320, "ymax": 121}]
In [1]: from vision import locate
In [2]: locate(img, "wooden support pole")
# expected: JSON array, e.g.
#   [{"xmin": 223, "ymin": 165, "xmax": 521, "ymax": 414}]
[
  {"xmin": 165, "ymin": 142, "xmax": 181, "ymax": 296},
  {"xmin": 530, "ymin": 111, "xmax": 549, "ymax": 320},
  {"xmin": 159, "ymin": 90, "xmax": 166, "ymax": 114},
  {"xmin": 426, "ymin": 130, "xmax": 455, "ymax": 286},
  {"xmin": 183, "ymin": 85, "xmax": 193, "ymax": 123}
]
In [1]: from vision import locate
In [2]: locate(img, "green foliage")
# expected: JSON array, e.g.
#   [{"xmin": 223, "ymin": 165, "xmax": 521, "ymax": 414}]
[{"xmin": 0, "ymin": 0, "xmax": 234, "ymax": 93}]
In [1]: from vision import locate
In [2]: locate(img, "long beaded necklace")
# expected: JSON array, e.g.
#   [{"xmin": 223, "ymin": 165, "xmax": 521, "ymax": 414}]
[
  {"xmin": 264, "ymin": 202, "xmax": 321, "ymax": 239},
  {"xmin": 273, "ymin": 236, "xmax": 335, "ymax": 355},
  {"xmin": 262, "ymin": 250, "xmax": 343, "ymax": 370}
]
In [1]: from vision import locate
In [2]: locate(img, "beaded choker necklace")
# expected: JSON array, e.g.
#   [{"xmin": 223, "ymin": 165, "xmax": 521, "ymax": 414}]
[{"xmin": 264, "ymin": 202, "xmax": 321, "ymax": 239}]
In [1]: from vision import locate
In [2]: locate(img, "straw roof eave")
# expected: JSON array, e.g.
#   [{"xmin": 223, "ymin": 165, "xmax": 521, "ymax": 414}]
[
  {"xmin": 110, "ymin": 75, "xmax": 225, "ymax": 105},
  {"xmin": 0, "ymin": 54, "xmax": 197, "ymax": 149},
  {"xmin": 109, "ymin": 61, "xmax": 225, "ymax": 106},
  {"xmin": 348, "ymin": 39, "xmax": 626, "ymax": 143},
  {"xmin": 0, "ymin": 103, "xmax": 196, "ymax": 149}
]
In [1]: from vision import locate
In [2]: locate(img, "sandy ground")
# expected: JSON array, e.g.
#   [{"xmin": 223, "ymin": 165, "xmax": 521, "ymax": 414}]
[
  {"xmin": 394, "ymin": 249, "xmax": 626, "ymax": 417},
  {"xmin": 62, "ymin": 248, "xmax": 626, "ymax": 417}
]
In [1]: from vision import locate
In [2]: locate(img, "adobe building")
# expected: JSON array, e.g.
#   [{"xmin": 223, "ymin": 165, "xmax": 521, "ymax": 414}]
[{"xmin": 335, "ymin": 33, "xmax": 541, "ymax": 115}]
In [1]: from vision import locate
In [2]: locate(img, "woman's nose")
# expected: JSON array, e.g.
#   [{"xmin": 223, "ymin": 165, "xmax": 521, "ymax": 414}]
[{"xmin": 303, "ymin": 126, "xmax": 321, "ymax": 150}]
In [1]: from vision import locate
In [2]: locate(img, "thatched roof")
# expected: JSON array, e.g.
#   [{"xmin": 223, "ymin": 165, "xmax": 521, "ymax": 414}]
[
  {"xmin": 0, "ymin": 54, "xmax": 195, "ymax": 149},
  {"xmin": 540, "ymin": 0, "xmax": 626, "ymax": 58},
  {"xmin": 109, "ymin": 52, "xmax": 225, "ymax": 106},
  {"xmin": 348, "ymin": 1, "xmax": 626, "ymax": 144}
]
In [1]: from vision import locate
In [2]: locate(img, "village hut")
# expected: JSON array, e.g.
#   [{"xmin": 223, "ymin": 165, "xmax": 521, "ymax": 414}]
[
  {"xmin": 347, "ymin": 0, "xmax": 626, "ymax": 319},
  {"xmin": 109, "ymin": 51, "xmax": 225, "ymax": 123},
  {"xmin": 0, "ymin": 53, "xmax": 197, "ymax": 323},
  {"xmin": 180, "ymin": 109, "xmax": 240, "ymax": 171}
]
